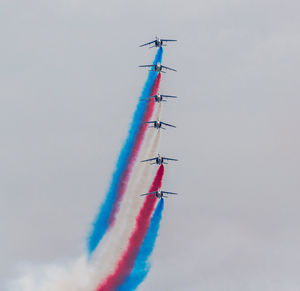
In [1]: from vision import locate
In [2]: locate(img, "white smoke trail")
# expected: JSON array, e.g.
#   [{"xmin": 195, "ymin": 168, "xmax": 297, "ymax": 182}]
[{"xmin": 9, "ymin": 256, "xmax": 95, "ymax": 291}]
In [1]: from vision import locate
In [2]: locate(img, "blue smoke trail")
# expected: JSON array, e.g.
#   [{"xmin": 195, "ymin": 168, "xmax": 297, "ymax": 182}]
[
  {"xmin": 118, "ymin": 199, "xmax": 164, "ymax": 291},
  {"xmin": 87, "ymin": 48, "xmax": 163, "ymax": 256}
]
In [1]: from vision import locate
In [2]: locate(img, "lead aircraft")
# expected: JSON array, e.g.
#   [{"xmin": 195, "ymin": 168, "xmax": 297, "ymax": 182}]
[{"xmin": 139, "ymin": 36, "xmax": 177, "ymax": 48}]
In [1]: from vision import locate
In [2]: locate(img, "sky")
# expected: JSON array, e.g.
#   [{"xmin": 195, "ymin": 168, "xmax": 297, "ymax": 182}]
[{"xmin": 1, "ymin": 0, "xmax": 300, "ymax": 290}]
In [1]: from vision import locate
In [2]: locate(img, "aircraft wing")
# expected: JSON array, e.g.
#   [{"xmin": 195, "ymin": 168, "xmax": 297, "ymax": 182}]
[
  {"xmin": 161, "ymin": 39, "xmax": 177, "ymax": 42},
  {"xmin": 164, "ymin": 157, "xmax": 178, "ymax": 161},
  {"xmin": 143, "ymin": 121, "xmax": 155, "ymax": 124},
  {"xmin": 139, "ymin": 40, "xmax": 155, "ymax": 47},
  {"xmin": 161, "ymin": 95, "xmax": 177, "ymax": 98},
  {"xmin": 139, "ymin": 65, "xmax": 154, "ymax": 68},
  {"xmin": 140, "ymin": 157, "xmax": 156, "ymax": 162},
  {"xmin": 141, "ymin": 191, "xmax": 157, "ymax": 196},
  {"xmin": 161, "ymin": 121, "xmax": 176, "ymax": 128},
  {"xmin": 162, "ymin": 191, "xmax": 178, "ymax": 195},
  {"xmin": 161, "ymin": 65, "xmax": 177, "ymax": 72}
]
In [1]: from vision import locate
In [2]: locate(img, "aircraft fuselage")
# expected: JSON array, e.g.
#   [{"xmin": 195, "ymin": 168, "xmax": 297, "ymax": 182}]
[
  {"xmin": 156, "ymin": 156, "xmax": 163, "ymax": 164},
  {"xmin": 156, "ymin": 190, "xmax": 163, "ymax": 198},
  {"xmin": 154, "ymin": 121, "xmax": 162, "ymax": 128},
  {"xmin": 155, "ymin": 94, "xmax": 163, "ymax": 102},
  {"xmin": 154, "ymin": 63, "xmax": 162, "ymax": 72},
  {"xmin": 155, "ymin": 39, "xmax": 162, "ymax": 47}
]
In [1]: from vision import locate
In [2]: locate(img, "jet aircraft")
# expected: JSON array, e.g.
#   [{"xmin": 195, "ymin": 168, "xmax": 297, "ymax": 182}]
[
  {"xmin": 142, "ymin": 93, "xmax": 177, "ymax": 103},
  {"xmin": 141, "ymin": 154, "xmax": 178, "ymax": 165},
  {"xmin": 139, "ymin": 62, "xmax": 176, "ymax": 73},
  {"xmin": 144, "ymin": 120, "xmax": 176, "ymax": 129},
  {"xmin": 141, "ymin": 189, "xmax": 178, "ymax": 199},
  {"xmin": 139, "ymin": 37, "xmax": 177, "ymax": 48}
]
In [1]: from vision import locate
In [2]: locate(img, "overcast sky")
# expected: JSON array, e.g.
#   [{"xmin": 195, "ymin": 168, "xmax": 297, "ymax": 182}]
[{"xmin": 1, "ymin": 0, "xmax": 300, "ymax": 290}]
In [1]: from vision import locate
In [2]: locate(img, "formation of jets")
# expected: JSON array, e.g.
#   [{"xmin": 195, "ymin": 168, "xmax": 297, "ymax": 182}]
[
  {"xmin": 139, "ymin": 37, "xmax": 178, "ymax": 199},
  {"xmin": 139, "ymin": 37, "xmax": 177, "ymax": 74}
]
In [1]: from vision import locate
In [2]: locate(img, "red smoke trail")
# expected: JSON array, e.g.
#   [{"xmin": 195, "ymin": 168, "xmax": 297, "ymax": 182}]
[
  {"xmin": 98, "ymin": 165, "xmax": 165, "ymax": 291},
  {"xmin": 108, "ymin": 73, "xmax": 161, "ymax": 226}
]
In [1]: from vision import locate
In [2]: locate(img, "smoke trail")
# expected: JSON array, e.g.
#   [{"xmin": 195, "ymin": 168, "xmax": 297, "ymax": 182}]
[
  {"xmin": 119, "ymin": 198, "xmax": 164, "ymax": 291},
  {"xmin": 94, "ymin": 82, "xmax": 163, "ymax": 285},
  {"xmin": 89, "ymin": 82, "xmax": 162, "ymax": 282},
  {"xmin": 9, "ymin": 256, "xmax": 96, "ymax": 291},
  {"xmin": 9, "ymin": 122, "xmax": 163, "ymax": 291},
  {"xmin": 109, "ymin": 72, "xmax": 162, "ymax": 225},
  {"xmin": 88, "ymin": 48, "xmax": 163, "ymax": 255},
  {"xmin": 91, "ymin": 131, "xmax": 161, "ymax": 283},
  {"xmin": 11, "ymin": 152, "xmax": 164, "ymax": 291},
  {"xmin": 154, "ymin": 101, "xmax": 162, "ymax": 121},
  {"xmin": 10, "ymin": 48, "xmax": 166, "ymax": 291},
  {"xmin": 97, "ymin": 165, "xmax": 165, "ymax": 291}
]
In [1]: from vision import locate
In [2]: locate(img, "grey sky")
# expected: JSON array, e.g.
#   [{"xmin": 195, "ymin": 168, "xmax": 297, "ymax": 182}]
[{"xmin": 1, "ymin": 0, "xmax": 300, "ymax": 290}]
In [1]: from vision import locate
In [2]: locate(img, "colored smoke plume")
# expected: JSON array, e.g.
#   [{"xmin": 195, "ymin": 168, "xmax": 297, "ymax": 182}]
[
  {"xmin": 87, "ymin": 48, "xmax": 163, "ymax": 256},
  {"xmin": 119, "ymin": 198, "xmax": 165, "ymax": 291},
  {"xmin": 97, "ymin": 165, "xmax": 165, "ymax": 291}
]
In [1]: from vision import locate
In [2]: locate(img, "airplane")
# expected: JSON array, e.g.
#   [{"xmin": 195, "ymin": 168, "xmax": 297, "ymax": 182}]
[
  {"xmin": 141, "ymin": 189, "xmax": 178, "ymax": 199},
  {"xmin": 139, "ymin": 37, "xmax": 177, "ymax": 48},
  {"xmin": 139, "ymin": 62, "xmax": 177, "ymax": 73},
  {"xmin": 141, "ymin": 154, "xmax": 178, "ymax": 165},
  {"xmin": 142, "ymin": 93, "xmax": 178, "ymax": 103},
  {"xmin": 144, "ymin": 120, "xmax": 176, "ymax": 129}
]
